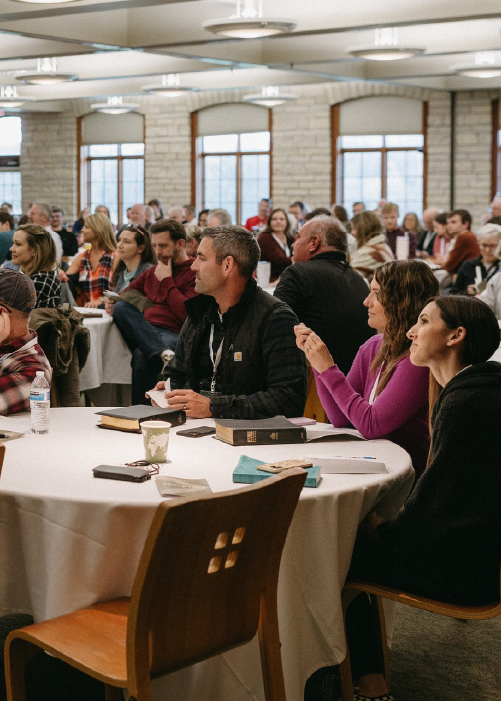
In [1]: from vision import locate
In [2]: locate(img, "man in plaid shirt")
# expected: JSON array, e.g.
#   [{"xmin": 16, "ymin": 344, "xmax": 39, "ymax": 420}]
[{"xmin": 0, "ymin": 269, "xmax": 51, "ymax": 415}]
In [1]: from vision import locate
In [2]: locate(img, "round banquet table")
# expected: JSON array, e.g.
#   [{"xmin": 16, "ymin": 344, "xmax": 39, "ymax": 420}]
[{"xmin": 0, "ymin": 408, "xmax": 414, "ymax": 701}]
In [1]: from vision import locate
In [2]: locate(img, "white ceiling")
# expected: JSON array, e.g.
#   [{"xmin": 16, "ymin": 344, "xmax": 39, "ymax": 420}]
[{"xmin": 1, "ymin": 0, "xmax": 501, "ymax": 111}]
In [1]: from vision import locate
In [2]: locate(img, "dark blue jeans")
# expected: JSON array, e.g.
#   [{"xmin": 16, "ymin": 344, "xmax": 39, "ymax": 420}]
[{"xmin": 113, "ymin": 301, "xmax": 179, "ymax": 405}]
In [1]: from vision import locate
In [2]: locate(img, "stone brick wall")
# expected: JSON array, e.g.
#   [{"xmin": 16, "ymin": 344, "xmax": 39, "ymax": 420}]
[
  {"xmin": 143, "ymin": 100, "xmax": 191, "ymax": 211},
  {"xmin": 14, "ymin": 85, "xmax": 500, "ymax": 229},
  {"xmin": 20, "ymin": 112, "xmax": 77, "ymax": 220},
  {"xmin": 454, "ymin": 91, "xmax": 492, "ymax": 229}
]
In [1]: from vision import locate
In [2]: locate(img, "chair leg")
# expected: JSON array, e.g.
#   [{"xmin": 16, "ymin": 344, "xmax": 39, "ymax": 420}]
[
  {"xmin": 370, "ymin": 595, "xmax": 390, "ymax": 687},
  {"xmin": 339, "ymin": 589, "xmax": 358, "ymax": 701},
  {"xmin": 258, "ymin": 590, "xmax": 286, "ymax": 701},
  {"xmin": 5, "ymin": 637, "xmax": 43, "ymax": 701}
]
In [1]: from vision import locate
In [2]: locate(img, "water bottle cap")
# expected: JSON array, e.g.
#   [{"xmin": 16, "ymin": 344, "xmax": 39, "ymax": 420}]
[{"xmin": 36, "ymin": 371, "xmax": 44, "ymax": 377}]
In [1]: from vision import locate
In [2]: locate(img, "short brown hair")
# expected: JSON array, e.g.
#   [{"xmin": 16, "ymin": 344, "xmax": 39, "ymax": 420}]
[
  {"xmin": 150, "ymin": 218, "xmax": 186, "ymax": 242},
  {"xmin": 382, "ymin": 203, "xmax": 399, "ymax": 216}
]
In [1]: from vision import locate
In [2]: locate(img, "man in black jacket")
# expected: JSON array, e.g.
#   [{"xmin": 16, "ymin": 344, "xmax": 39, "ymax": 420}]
[
  {"xmin": 151, "ymin": 225, "xmax": 307, "ymax": 419},
  {"xmin": 274, "ymin": 216, "xmax": 373, "ymax": 375}
]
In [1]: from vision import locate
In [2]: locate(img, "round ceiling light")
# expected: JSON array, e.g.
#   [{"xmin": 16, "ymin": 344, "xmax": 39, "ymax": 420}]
[
  {"xmin": 202, "ymin": 17, "xmax": 296, "ymax": 38},
  {"xmin": 243, "ymin": 86, "xmax": 296, "ymax": 106},
  {"xmin": 10, "ymin": 0, "xmax": 82, "ymax": 4},
  {"xmin": 143, "ymin": 73, "xmax": 198, "ymax": 97},
  {"xmin": 91, "ymin": 96, "xmax": 138, "ymax": 115},
  {"xmin": 347, "ymin": 27, "xmax": 424, "ymax": 61},
  {"xmin": 17, "ymin": 73, "xmax": 77, "ymax": 85},
  {"xmin": 0, "ymin": 86, "xmax": 26, "ymax": 108},
  {"xmin": 348, "ymin": 46, "xmax": 425, "ymax": 61},
  {"xmin": 451, "ymin": 52, "xmax": 501, "ymax": 78},
  {"xmin": 15, "ymin": 57, "xmax": 77, "ymax": 85}
]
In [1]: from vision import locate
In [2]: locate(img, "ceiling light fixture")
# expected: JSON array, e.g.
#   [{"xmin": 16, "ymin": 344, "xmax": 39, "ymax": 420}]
[
  {"xmin": 10, "ymin": 0, "xmax": 81, "ymax": 5},
  {"xmin": 91, "ymin": 96, "xmax": 139, "ymax": 115},
  {"xmin": 0, "ymin": 86, "xmax": 25, "ymax": 108},
  {"xmin": 452, "ymin": 51, "xmax": 501, "ymax": 78},
  {"xmin": 16, "ymin": 58, "xmax": 78, "ymax": 85},
  {"xmin": 143, "ymin": 73, "xmax": 197, "ymax": 97},
  {"xmin": 243, "ymin": 85, "xmax": 296, "ymax": 107},
  {"xmin": 347, "ymin": 28, "xmax": 425, "ymax": 61},
  {"xmin": 202, "ymin": 0, "xmax": 296, "ymax": 39}
]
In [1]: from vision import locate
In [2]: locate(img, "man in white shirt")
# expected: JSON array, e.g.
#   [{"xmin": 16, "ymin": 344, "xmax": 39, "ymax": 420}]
[{"xmin": 27, "ymin": 203, "xmax": 63, "ymax": 262}]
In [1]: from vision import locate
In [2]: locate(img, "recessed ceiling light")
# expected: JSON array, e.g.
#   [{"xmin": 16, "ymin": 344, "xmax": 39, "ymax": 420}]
[
  {"xmin": 202, "ymin": 0, "xmax": 296, "ymax": 39},
  {"xmin": 91, "ymin": 96, "xmax": 139, "ymax": 115},
  {"xmin": 348, "ymin": 28, "xmax": 425, "ymax": 61},
  {"xmin": 451, "ymin": 51, "xmax": 501, "ymax": 78},
  {"xmin": 143, "ymin": 74, "xmax": 198, "ymax": 97},
  {"xmin": 16, "ymin": 58, "xmax": 78, "ymax": 85},
  {"xmin": 243, "ymin": 86, "xmax": 296, "ymax": 107}
]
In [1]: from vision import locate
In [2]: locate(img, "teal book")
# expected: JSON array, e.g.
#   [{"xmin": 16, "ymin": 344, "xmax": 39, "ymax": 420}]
[{"xmin": 233, "ymin": 455, "xmax": 322, "ymax": 488}]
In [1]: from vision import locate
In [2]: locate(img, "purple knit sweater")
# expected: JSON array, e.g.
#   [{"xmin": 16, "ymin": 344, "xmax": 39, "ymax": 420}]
[{"xmin": 314, "ymin": 335, "xmax": 430, "ymax": 479}]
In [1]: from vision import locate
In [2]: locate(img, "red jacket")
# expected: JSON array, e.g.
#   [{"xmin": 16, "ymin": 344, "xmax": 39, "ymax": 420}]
[
  {"xmin": 126, "ymin": 258, "xmax": 197, "ymax": 332},
  {"xmin": 444, "ymin": 232, "xmax": 480, "ymax": 274}
]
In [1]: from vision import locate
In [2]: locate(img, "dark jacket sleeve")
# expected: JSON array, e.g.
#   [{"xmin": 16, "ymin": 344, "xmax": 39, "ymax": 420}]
[{"xmin": 210, "ymin": 305, "xmax": 307, "ymax": 419}]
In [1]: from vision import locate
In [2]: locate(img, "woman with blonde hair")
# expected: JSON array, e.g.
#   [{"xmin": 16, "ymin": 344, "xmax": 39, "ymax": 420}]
[
  {"xmin": 295, "ymin": 260, "xmax": 439, "ymax": 479},
  {"xmin": 10, "ymin": 224, "xmax": 61, "ymax": 308},
  {"xmin": 67, "ymin": 213, "xmax": 117, "ymax": 308},
  {"xmin": 349, "ymin": 210, "xmax": 394, "ymax": 280}
]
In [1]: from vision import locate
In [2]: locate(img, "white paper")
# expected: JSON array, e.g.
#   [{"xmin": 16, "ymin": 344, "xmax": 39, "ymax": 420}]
[
  {"xmin": 306, "ymin": 427, "xmax": 365, "ymax": 442},
  {"xmin": 306, "ymin": 456, "xmax": 387, "ymax": 474},
  {"xmin": 146, "ymin": 378, "xmax": 171, "ymax": 408}
]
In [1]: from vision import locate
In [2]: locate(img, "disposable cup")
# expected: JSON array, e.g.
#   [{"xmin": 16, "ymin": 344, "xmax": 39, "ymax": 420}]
[{"xmin": 142, "ymin": 420, "xmax": 171, "ymax": 463}]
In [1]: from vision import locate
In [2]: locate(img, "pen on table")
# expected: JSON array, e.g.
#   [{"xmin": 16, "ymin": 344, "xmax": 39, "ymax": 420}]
[{"xmin": 331, "ymin": 455, "xmax": 377, "ymax": 460}]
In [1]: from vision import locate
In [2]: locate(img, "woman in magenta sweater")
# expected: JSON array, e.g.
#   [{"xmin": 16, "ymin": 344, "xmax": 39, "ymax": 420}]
[{"xmin": 295, "ymin": 260, "xmax": 439, "ymax": 479}]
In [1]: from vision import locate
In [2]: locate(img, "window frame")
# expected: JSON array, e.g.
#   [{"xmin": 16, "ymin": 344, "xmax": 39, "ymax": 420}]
[
  {"xmin": 77, "ymin": 116, "xmax": 145, "ymax": 228},
  {"xmin": 491, "ymin": 98, "xmax": 500, "ymax": 199},
  {"xmin": 331, "ymin": 101, "xmax": 428, "ymax": 211},
  {"xmin": 191, "ymin": 109, "xmax": 273, "ymax": 226}
]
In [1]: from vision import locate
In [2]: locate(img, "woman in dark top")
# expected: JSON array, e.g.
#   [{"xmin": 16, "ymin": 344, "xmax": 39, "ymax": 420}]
[
  {"xmin": 453, "ymin": 225, "xmax": 501, "ymax": 294},
  {"xmin": 257, "ymin": 208, "xmax": 294, "ymax": 282},
  {"xmin": 10, "ymin": 224, "xmax": 61, "ymax": 308},
  {"xmin": 345, "ymin": 295, "xmax": 501, "ymax": 701}
]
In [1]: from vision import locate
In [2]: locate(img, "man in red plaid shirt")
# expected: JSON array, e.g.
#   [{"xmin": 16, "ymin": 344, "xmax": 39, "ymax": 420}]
[{"xmin": 0, "ymin": 269, "xmax": 51, "ymax": 415}]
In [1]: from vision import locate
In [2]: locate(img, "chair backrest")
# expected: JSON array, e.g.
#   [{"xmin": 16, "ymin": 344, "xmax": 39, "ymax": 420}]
[{"xmin": 126, "ymin": 468, "xmax": 306, "ymax": 684}]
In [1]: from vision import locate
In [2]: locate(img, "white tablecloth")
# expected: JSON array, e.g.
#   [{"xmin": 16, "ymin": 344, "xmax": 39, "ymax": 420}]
[
  {"xmin": 0, "ymin": 408, "xmax": 414, "ymax": 701},
  {"xmin": 78, "ymin": 309, "xmax": 132, "ymax": 405}
]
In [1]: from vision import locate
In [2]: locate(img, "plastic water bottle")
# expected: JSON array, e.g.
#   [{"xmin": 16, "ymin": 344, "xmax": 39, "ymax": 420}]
[{"xmin": 30, "ymin": 371, "xmax": 50, "ymax": 434}]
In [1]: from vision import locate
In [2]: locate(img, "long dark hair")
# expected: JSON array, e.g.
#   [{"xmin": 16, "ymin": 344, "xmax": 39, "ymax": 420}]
[
  {"xmin": 428, "ymin": 295, "xmax": 500, "ymax": 415},
  {"xmin": 371, "ymin": 261, "xmax": 440, "ymax": 394},
  {"xmin": 113, "ymin": 226, "xmax": 156, "ymax": 288}
]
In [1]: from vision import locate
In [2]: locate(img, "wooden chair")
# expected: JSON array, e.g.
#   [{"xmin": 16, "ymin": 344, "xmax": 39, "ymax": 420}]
[
  {"xmin": 303, "ymin": 365, "xmax": 328, "ymax": 423},
  {"xmin": 0, "ymin": 443, "xmax": 5, "ymax": 478},
  {"xmin": 338, "ymin": 573, "xmax": 501, "ymax": 701},
  {"xmin": 5, "ymin": 468, "xmax": 307, "ymax": 701}
]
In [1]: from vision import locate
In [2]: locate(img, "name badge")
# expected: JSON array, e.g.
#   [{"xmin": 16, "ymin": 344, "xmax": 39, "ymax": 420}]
[{"xmin": 234, "ymin": 351, "xmax": 242, "ymax": 362}]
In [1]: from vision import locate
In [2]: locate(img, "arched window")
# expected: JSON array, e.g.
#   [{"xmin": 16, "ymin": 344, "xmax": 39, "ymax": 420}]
[
  {"xmin": 192, "ymin": 103, "xmax": 271, "ymax": 225},
  {"xmin": 332, "ymin": 96, "xmax": 427, "ymax": 217},
  {"xmin": 79, "ymin": 112, "xmax": 144, "ymax": 227},
  {"xmin": 0, "ymin": 116, "xmax": 22, "ymax": 215}
]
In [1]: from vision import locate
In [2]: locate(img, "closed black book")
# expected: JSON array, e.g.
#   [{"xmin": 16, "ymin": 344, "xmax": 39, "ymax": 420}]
[
  {"xmin": 96, "ymin": 405, "xmax": 186, "ymax": 433},
  {"xmin": 214, "ymin": 416, "xmax": 306, "ymax": 446}
]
